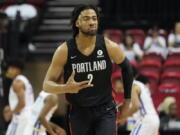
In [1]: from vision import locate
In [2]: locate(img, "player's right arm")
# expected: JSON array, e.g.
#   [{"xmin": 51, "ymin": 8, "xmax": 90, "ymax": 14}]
[
  {"xmin": 117, "ymin": 85, "xmax": 141, "ymax": 123},
  {"xmin": 39, "ymin": 95, "xmax": 59, "ymax": 135},
  {"xmin": 43, "ymin": 43, "xmax": 93, "ymax": 94},
  {"xmin": 11, "ymin": 79, "xmax": 26, "ymax": 114},
  {"xmin": 125, "ymin": 85, "xmax": 141, "ymax": 116}
]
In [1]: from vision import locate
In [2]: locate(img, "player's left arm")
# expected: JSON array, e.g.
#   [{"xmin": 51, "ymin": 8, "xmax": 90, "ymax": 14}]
[
  {"xmin": 117, "ymin": 85, "xmax": 141, "ymax": 123},
  {"xmin": 49, "ymin": 122, "xmax": 66, "ymax": 135},
  {"xmin": 105, "ymin": 37, "xmax": 134, "ymax": 100},
  {"xmin": 126, "ymin": 85, "xmax": 141, "ymax": 116},
  {"xmin": 11, "ymin": 79, "xmax": 26, "ymax": 114},
  {"xmin": 39, "ymin": 94, "xmax": 66, "ymax": 135}
]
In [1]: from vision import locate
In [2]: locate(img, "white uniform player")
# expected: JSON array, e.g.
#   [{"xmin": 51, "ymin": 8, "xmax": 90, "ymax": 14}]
[
  {"xmin": 130, "ymin": 80, "xmax": 160, "ymax": 135},
  {"xmin": 24, "ymin": 91, "xmax": 66, "ymax": 135},
  {"xmin": 6, "ymin": 75, "xmax": 34, "ymax": 135},
  {"xmin": 31, "ymin": 91, "xmax": 58, "ymax": 135}
]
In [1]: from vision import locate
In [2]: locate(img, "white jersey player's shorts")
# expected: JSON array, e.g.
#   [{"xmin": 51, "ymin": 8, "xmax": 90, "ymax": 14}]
[
  {"xmin": 23, "ymin": 91, "xmax": 57, "ymax": 135},
  {"xmin": 27, "ymin": 121, "xmax": 47, "ymax": 135},
  {"xmin": 130, "ymin": 114, "xmax": 160, "ymax": 135},
  {"xmin": 22, "ymin": 120, "xmax": 47, "ymax": 135},
  {"xmin": 6, "ymin": 112, "xmax": 30, "ymax": 135}
]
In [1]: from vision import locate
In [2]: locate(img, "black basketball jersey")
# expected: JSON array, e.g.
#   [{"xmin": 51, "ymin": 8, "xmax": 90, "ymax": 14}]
[{"xmin": 64, "ymin": 35, "xmax": 113, "ymax": 107}]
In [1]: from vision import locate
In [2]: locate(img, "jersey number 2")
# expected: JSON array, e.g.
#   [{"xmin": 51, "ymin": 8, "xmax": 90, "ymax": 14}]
[{"xmin": 87, "ymin": 74, "xmax": 93, "ymax": 85}]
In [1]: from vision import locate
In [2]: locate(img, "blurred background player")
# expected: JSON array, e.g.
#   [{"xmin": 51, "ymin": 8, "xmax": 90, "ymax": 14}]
[
  {"xmin": 24, "ymin": 91, "xmax": 66, "ymax": 135},
  {"xmin": 112, "ymin": 72, "xmax": 160, "ymax": 135},
  {"xmin": 5, "ymin": 59, "xmax": 34, "ymax": 135}
]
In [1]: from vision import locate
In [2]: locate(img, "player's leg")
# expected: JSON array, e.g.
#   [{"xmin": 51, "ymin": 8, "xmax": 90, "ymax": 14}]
[
  {"xmin": 130, "ymin": 115, "xmax": 160, "ymax": 135},
  {"xmin": 130, "ymin": 122, "xmax": 142, "ymax": 135},
  {"xmin": 69, "ymin": 106, "xmax": 93, "ymax": 135},
  {"xmin": 94, "ymin": 103, "xmax": 117, "ymax": 135},
  {"xmin": 6, "ymin": 121, "xmax": 18, "ymax": 135},
  {"xmin": 32, "ymin": 121, "xmax": 46, "ymax": 135},
  {"xmin": 150, "ymin": 115, "xmax": 160, "ymax": 135},
  {"xmin": 15, "ymin": 115, "xmax": 30, "ymax": 135}
]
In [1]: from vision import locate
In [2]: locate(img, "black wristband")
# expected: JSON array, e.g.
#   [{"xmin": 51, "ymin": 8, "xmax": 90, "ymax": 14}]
[{"xmin": 118, "ymin": 58, "xmax": 133, "ymax": 99}]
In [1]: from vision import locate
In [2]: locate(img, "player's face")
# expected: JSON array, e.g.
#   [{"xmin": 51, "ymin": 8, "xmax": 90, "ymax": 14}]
[
  {"xmin": 175, "ymin": 22, "xmax": 180, "ymax": 34},
  {"xmin": 76, "ymin": 9, "xmax": 98, "ymax": 36},
  {"xmin": 6, "ymin": 66, "xmax": 21, "ymax": 79},
  {"xmin": 114, "ymin": 79, "xmax": 124, "ymax": 93}
]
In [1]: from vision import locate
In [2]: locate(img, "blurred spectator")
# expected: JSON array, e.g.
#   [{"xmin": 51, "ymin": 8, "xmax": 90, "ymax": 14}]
[
  {"xmin": 0, "ymin": 11, "xmax": 8, "ymax": 32},
  {"xmin": 158, "ymin": 97, "xmax": 176, "ymax": 119},
  {"xmin": 0, "ymin": 11, "xmax": 8, "ymax": 59},
  {"xmin": 4, "ymin": 3, "xmax": 37, "ymax": 21},
  {"xmin": 160, "ymin": 102, "xmax": 180, "ymax": 130},
  {"xmin": 120, "ymin": 34, "xmax": 143, "ymax": 62},
  {"xmin": 168, "ymin": 22, "xmax": 180, "ymax": 52},
  {"xmin": 144, "ymin": 26, "xmax": 167, "ymax": 58}
]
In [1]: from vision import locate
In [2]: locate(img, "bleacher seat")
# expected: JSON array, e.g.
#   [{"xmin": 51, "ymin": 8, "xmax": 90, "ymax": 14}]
[
  {"xmin": 139, "ymin": 60, "xmax": 162, "ymax": 74},
  {"xmin": 111, "ymin": 71, "xmax": 122, "ymax": 83},
  {"xmin": 163, "ymin": 60, "xmax": 180, "ymax": 73},
  {"xmin": 166, "ymin": 52, "xmax": 180, "ymax": 61},
  {"xmin": 161, "ymin": 72, "xmax": 180, "ymax": 86},
  {"xmin": 126, "ymin": 29, "xmax": 145, "ymax": 49},
  {"xmin": 158, "ymin": 84, "xmax": 180, "ymax": 93},
  {"xmin": 103, "ymin": 29, "xmax": 123, "ymax": 43},
  {"xmin": 143, "ymin": 52, "xmax": 163, "ymax": 63}
]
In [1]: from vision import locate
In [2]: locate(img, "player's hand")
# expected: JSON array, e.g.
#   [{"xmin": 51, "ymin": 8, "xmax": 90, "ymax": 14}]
[
  {"xmin": 54, "ymin": 127, "xmax": 66, "ymax": 135},
  {"xmin": 65, "ymin": 71, "xmax": 93, "ymax": 93},
  {"xmin": 119, "ymin": 99, "xmax": 131, "ymax": 118},
  {"xmin": 117, "ymin": 118, "xmax": 127, "ymax": 125},
  {"xmin": 3, "ymin": 105, "xmax": 12, "ymax": 122}
]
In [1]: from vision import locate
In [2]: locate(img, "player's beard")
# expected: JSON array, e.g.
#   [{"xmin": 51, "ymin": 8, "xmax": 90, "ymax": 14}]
[{"xmin": 80, "ymin": 28, "xmax": 97, "ymax": 36}]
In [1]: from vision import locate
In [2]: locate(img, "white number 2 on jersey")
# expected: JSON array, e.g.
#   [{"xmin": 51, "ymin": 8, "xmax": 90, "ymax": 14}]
[{"xmin": 87, "ymin": 74, "xmax": 93, "ymax": 85}]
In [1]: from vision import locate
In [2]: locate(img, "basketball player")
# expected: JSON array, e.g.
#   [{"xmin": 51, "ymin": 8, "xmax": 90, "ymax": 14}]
[
  {"xmin": 114, "ymin": 74, "xmax": 160, "ymax": 135},
  {"xmin": 43, "ymin": 4, "xmax": 134, "ymax": 135},
  {"xmin": 23, "ymin": 91, "xmax": 66, "ymax": 135},
  {"xmin": 5, "ymin": 59, "xmax": 34, "ymax": 135}
]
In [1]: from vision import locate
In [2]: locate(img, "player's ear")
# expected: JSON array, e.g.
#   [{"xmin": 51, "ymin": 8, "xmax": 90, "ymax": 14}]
[{"xmin": 76, "ymin": 20, "xmax": 80, "ymax": 28}]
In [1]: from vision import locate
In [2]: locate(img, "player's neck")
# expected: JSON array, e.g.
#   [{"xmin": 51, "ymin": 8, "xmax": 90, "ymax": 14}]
[{"xmin": 76, "ymin": 33, "xmax": 96, "ymax": 48}]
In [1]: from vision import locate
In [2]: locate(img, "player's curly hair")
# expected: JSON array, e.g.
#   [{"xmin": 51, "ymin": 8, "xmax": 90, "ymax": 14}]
[
  {"xmin": 8, "ymin": 58, "xmax": 24, "ymax": 71},
  {"xmin": 71, "ymin": 4, "xmax": 100, "ymax": 38}
]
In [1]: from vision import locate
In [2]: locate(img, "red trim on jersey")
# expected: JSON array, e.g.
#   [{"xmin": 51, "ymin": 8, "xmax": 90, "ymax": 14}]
[{"xmin": 69, "ymin": 104, "xmax": 73, "ymax": 135}]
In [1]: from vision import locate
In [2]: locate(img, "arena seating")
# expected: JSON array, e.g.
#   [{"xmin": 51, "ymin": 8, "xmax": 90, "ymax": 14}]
[
  {"xmin": 126, "ymin": 29, "xmax": 146, "ymax": 49},
  {"xmin": 103, "ymin": 29, "xmax": 123, "ymax": 43},
  {"xmin": 163, "ymin": 60, "xmax": 180, "ymax": 73},
  {"xmin": 166, "ymin": 52, "xmax": 180, "ymax": 61},
  {"xmin": 139, "ymin": 60, "xmax": 162, "ymax": 74},
  {"xmin": 143, "ymin": 52, "xmax": 163, "ymax": 63},
  {"xmin": 160, "ymin": 72, "xmax": 180, "ymax": 86}
]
